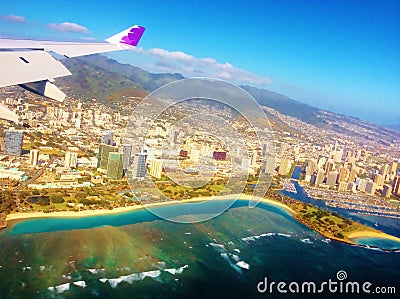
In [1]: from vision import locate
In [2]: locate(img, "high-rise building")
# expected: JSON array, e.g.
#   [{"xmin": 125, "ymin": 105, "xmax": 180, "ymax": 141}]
[
  {"xmin": 75, "ymin": 118, "xmax": 81, "ymax": 129},
  {"xmin": 145, "ymin": 147, "xmax": 155, "ymax": 162},
  {"xmin": 64, "ymin": 147, "xmax": 79, "ymax": 168},
  {"xmin": 251, "ymin": 150, "xmax": 258, "ymax": 167},
  {"xmin": 382, "ymin": 185, "xmax": 392, "ymax": 198},
  {"xmin": 200, "ymin": 144, "xmax": 209, "ymax": 155},
  {"xmin": 98, "ymin": 144, "xmax": 118, "ymax": 170},
  {"xmin": 355, "ymin": 149, "xmax": 362, "ymax": 161},
  {"xmin": 190, "ymin": 149, "xmax": 200, "ymax": 162},
  {"xmin": 310, "ymin": 174, "xmax": 317, "ymax": 185},
  {"xmin": 390, "ymin": 162, "xmax": 398, "ymax": 179},
  {"xmin": 280, "ymin": 143, "xmax": 287, "ymax": 156},
  {"xmin": 338, "ymin": 167, "xmax": 348, "ymax": 182},
  {"xmin": 4, "ymin": 130, "xmax": 23, "ymax": 156},
  {"xmin": 324, "ymin": 161, "xmax": 334, "ymax": 175},
  {"xmin": 101, "ymin": 131, "xmax": 114, "ymax": 145},
  {"xmin": 29, "ymin": 149, "xmax": 40, "ymax": 166},
  {"xmin": 358, "ymin": 178, "xmax": 367, "ymax": 192},
  {"xmin": 173, "ymin": 131, "xmax": 179, "ymax": 144},
  {"xmin": 114, "ymin": 112, "xmax": 121, "ymax": 122},
  {"xmin": 315, "ymin": 169, "xmax": 325, "ymax": 186},
  {"xmin": 326, "ymin": 171, "xmax": 338, "ymax": 188},
  {"xmin": 261, "ymin": 158, "xmax": 275, "ymax": 175},
  {"xmin": 332, "ymin": 149, "xmax": 343, "ymax": 163},
  {"xmin": 149, "ymin": 159, "xmax": 163, "ymax": 179},
  {"xmin": 347, "ymin": 182, "xmax": 357, "ymax": 192},
  {"xmin": 122, "ymin": 144, "xmax": 132, "ymax": 170},
  {"xmin": 348, "ymin": 169, "xmax": 357, "ymax": 183},
  {"xmin": 213, "ymin": 151, "xmax": 227, "ymax": 161},
  {"xmin": 306, "ymin": 160, "xmax": 318, "ymax": 176},
  {"xmin": 155, "ymin": 126, "xmax": 163, "ymax": 136},
  {"xmin": 381, "ymin": 164, "xmax": 390, "ymax": 178},
  {"xmin": 373, "ymin": 174, "xmax": 384, "ymax": 190},
  {"xmin": 132, "ymin": 152, "xmax": 147, "ymax": 179},
  {"xmin": 262, "ymin": 143, "xmax": 268, "ymax": 156},
  {"xmin": 317, "ymin": 156, "xmax": 327, "ymax": 169},
  {"xmin": 107, "ymin": 152, "xmax": 124, "ymax": 180},
  {"xmin": 294, "ymin": 146, "xmax": 300, "ymax": 161},
  {"xmin": 0, "ymin": 137, "xmax": 4, "ymax": 152},
  {"xmin": 392, "ymin": 176, "xmax": 400, "ymax": 197},
  {"xmin": 365, "ymin": 180, "xmax": 376, "ymax": 195},
  {"xmin": 345, "ymin": 149, "xmax": 353, "ymax": 162},
  {"xmin": 279, "ymin": 158, "xmax": 292, "ymax": 175}
]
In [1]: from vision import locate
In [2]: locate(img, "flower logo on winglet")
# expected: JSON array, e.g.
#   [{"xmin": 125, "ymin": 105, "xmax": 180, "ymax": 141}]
[{"xmin": 121, "ymin": 26, "xmax": 146, "ymax": 46}]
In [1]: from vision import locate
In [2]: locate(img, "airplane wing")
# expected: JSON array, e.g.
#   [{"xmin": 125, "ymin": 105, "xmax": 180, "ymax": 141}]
[
  {"xmin": 0, "ymin": 25, "xmax": 145, "ymax": 123},
  {"xmin": 0, "ymin": 25, "xmax": 145, "ymax": 57},
  {"xmin": 0, "ymin": 51, "xmax": 72, "ymax": 90}
]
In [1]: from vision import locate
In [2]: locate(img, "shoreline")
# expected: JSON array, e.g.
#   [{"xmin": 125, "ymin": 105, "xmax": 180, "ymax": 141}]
[
  {"xmin": 5, "ymin": 198, "xmax": 201, "ymax": 221},
  {"xmin": 5, "ymin": 194, "xmax": 295, "ymax": 222},
  {"xmin": 347, "ymin": 230, "xmax": 400, "ymax": 243},
  {"xmin": 4, "ymin": 194, "xmax": 399, "ymax": 248}
]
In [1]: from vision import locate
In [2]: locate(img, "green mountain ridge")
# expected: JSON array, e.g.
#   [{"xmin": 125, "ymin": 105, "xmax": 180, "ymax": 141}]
[
  {"xmin": 239, "ymin": 85, "xmax": 323, "ymax": 126},
  {"xmin": 59, "ymin": 54, "xmax": 399, "ymax": 140},
  {"xmin": 61, "ymin": 55, "xmax": 323, "ymax": 124},
  {"xmin": 59, "ymin": 58, "xmax": 149, "ymax": 109},
  {"xmin": 66, "ymin": 55, "xmax": 184, "ymax": 92}
]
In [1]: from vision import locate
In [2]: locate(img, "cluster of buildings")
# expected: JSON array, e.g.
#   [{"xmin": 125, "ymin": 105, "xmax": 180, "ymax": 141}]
[
  {"xmin": 97, "ymin": 131, "xmax": 148, "ymax": 181},
  {"xmin": 259, "ymin": 107, "xmax": 400, "ymax": 202},
  {"xmin": 300, "ymin": 143, "xmax": 399, "ymax": 198},
  {"xmin": 0, "ymin": 87, "xmax": 399, "ymax": 208},
  {"xmin": 300, "ymin": 151, "xmax": 400, "ymax": 217}
]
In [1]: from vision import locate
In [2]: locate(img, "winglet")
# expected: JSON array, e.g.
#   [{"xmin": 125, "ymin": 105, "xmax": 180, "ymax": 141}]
[{"xmin": 105, "ymin": 25, "xmax": 146, "ymax": 47}]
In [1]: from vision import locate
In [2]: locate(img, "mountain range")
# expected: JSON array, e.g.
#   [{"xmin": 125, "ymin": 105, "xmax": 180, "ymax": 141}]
[{"xmin": 59, "ymin": 54, "xmax": 399, "ymax": 141}]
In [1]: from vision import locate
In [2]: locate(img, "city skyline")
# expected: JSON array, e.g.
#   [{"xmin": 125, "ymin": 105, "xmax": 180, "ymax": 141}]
[{"xmin": 1, "ymin": 0, "xmax": 399, "ymax": 125}]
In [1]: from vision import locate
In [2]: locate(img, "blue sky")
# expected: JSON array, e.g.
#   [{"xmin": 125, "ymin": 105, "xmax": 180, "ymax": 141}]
[{"xmin": 1, "ymin": 0, "xmax": 399, "ymax": 125}]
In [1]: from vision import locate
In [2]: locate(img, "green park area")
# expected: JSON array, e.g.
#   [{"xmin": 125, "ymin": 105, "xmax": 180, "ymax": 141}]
[
  {"xmin": 156, "ymin": 179, "xmax": 226, "ymax": 200},
  {"xmin": 263, "ymin": 189, "xmax": 376, "ymax": 244},
  {"xmin": 0, "ymin": 183, "xmax": 136, "ymax": 215},
  {"xmin": 291, "ymin": 201, "xmax": 374, "ymax": 242}
]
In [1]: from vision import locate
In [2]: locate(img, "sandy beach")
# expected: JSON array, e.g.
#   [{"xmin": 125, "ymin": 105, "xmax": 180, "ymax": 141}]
[
  {"xmin": 347, "ymin": 230, "xmax": 400, "ymax": 243},
  {"xmin": 237, "ymin": 194, "xmax": 296, "ymax": 214},
  {"xmin": 5, "ymin": 194, "xmax": 294, "ymax": 221},
  {"xmin": 5, "ymin": 194, "xmax": 400, "ymax": 246},
  {"xmin": 5, "ymin": 198, "xmax": 200, "ymax": 221}
]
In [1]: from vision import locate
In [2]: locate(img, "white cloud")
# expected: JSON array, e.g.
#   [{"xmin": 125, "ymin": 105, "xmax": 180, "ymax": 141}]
[
  {"xmin": 130, "ymin": 47, "xmax": 270, "ymax": 86},
  {"xmin": 79, "ymin": 37, "xmax": 97, "ymax": 41},
  {"xmin": 49, "ymin": 22, "xmax": 90, "ymax": 34},
  {"xmin": 0, "ymin": 14, "xmax": 26, "ymax": 23}
]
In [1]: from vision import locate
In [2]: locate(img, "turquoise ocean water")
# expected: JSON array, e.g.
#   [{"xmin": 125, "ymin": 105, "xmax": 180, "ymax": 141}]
[{"xmin": 0, "ymin": 200, "xmax": 399, "ymax": 298}]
